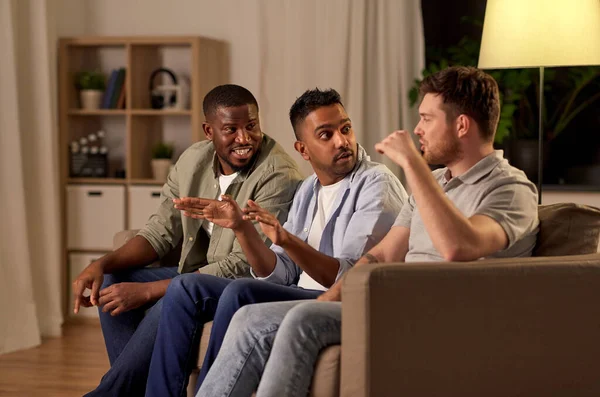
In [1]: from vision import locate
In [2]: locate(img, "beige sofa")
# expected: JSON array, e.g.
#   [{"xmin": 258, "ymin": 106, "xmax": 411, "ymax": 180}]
[{"xmin": 114, "ymin": 203, "xmax": 600, "ymax": 397}]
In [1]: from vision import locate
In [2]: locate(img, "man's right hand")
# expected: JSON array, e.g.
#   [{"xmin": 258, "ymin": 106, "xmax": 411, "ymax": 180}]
[
  {"xmin": 174, "ymin": 195, "xmax": 245, "ymax": 230},
  {"xmin": 317, "ymin": 281, "xmax": 342, "ymax": 302},
  {"xmin": 72, "ymin": 260, "xmax": 104, "ymax": 314}
]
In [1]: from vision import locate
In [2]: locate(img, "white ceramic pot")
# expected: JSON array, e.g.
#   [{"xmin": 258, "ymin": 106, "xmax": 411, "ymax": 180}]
[
  {"xmin": 80, "ymin": 90, "xmax": 104, "ymax": 110},
  {"xmin": 151, "ymin": 159, "xmax": 173, "ymax": 182}
]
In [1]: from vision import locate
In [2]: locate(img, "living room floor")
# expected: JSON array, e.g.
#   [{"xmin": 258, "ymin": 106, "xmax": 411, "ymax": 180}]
[{"xmin": 0, "ymin": 320, "xmax": 108, "ymax": 397}]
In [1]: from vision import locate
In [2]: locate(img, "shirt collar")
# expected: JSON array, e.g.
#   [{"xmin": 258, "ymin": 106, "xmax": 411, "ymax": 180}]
[{"xmin": 450, "ymin": 150, "xmax": 504, "ymax": 185}]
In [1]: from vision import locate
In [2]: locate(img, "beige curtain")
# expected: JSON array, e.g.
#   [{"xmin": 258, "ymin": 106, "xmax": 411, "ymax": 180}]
[
  {"xmin": 256, "ymin": 0, "xmax": 424, "ymax": 177},
  {"xmin": 0, "ymin": 0, "xmax": 63, "ymax": 354}
]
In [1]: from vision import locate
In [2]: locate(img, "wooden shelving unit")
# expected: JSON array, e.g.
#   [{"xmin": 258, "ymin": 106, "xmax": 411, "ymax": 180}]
[{"xmin": 58, "ymin": 36, "xmax": 227, "ymax": 316}]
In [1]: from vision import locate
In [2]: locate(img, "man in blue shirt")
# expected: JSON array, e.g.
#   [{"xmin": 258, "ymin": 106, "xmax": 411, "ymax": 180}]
[{"xmin": 145, "ymin": 88, "xmax": 408, "ymax": 396}]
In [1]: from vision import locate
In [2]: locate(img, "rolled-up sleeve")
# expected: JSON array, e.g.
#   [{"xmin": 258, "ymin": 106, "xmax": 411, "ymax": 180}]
[
  {"xmin": 203, "ymin": 164, "xmax": 302, "ymax": 279},
  {"xmin": 137, "ymin": 158, "xmax": 183, "ymax": 258},
  {"xmin": 333, "ymin": 172, "xmax": 407, "ymax": 282}
]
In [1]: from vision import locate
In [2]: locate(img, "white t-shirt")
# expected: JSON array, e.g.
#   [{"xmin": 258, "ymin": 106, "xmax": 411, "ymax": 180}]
[
  {"xmin": 202, "ymin": 172, "xmax": 239, "ymax": 236},
  {"xmin": 298, "ymin": 179, "xmax": 343, "ymax": 291}
]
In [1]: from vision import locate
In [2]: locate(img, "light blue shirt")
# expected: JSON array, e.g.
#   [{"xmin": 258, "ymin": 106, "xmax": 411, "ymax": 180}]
[{"xmin": 254, "ymin": 145, "xmax": 408, "ymax": 287}]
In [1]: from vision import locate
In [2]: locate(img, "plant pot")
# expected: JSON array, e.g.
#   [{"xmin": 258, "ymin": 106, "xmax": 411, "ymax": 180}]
[
  {"xmin": 151, "ymin": 159, "xmax": 173, "ymax": 182},
  {"xmin": 80, "ymin": 90, "xmax": 104, "ymax": 110}
]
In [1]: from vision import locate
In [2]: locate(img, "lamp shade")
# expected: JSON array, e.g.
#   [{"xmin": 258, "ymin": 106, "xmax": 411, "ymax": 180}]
[{"xmin": 478, "ymin": 0, "xmax": 600, "ymax": 69}]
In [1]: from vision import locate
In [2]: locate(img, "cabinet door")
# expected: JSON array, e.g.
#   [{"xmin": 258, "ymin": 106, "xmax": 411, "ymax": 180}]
[
  {"xmin": 67, "ymin": 185, "xmax": 125, "ymax": 250},
  {"xmin": 68, "ymin": 252, "xmax": 105, "ymax": 318},
  {"xmin": 128, "ymin": 186, "xmax": 163, "ymax": 230}
]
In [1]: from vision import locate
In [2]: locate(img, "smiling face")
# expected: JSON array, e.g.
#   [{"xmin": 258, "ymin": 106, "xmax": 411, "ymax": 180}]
[
  {"xmin": 203, "ymin": 104, "xmax": 263, "ymax": 175},
  {"xmin": 294, "ymin": 104, "xmax": 357, "ymax": 185},
  {"xmin": 414, "ymin": 93, "xmax": 462, "ymax": 166}
]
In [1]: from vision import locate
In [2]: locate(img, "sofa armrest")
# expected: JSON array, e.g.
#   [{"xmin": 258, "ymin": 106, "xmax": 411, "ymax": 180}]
[{"xmin": 340, "ymin": 254, "xmax": 600, "ymax": 397}]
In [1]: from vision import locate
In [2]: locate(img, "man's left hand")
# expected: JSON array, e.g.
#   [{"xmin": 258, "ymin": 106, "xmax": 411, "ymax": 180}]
[{"xmin": 98, "ymin": 282, "xmax": 151, "ymax": 316}]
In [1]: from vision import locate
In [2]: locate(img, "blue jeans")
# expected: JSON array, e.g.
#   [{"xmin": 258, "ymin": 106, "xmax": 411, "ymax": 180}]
[
  {"xmin": 198, "ymin": 301, "xmax": 342, "ymax": 397},
  {"xmin": 85, "ymin": 266, "xmax": 179, "ymax": 397},
  {"xmin": 145, "ymin": 274, "xmax": 323, "ymax": 397}
]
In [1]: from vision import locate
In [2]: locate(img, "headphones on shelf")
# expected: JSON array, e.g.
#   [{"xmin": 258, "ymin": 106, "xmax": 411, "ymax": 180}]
[{"xmin": 149, "ymin": 68, "xmax": 179, "ymax": 109}]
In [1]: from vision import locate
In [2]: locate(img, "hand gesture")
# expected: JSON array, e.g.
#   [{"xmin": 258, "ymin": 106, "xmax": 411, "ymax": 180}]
[
  {"xmin": 243, "ymin": 200, "xmax": 289, "ymax": 246},
  {"xmin": 374, "ymin": 130, "xmax": 420, "ymax": 168},
  {"xmin": 72, "ymin": 261, "xmax": 104, "ymax": 314},
  {"xmin": 98, "ymin": 282, "xmax": 151, "ymax": 316},
  {"xmin": 174, "ymin": 195, "xmax": 244, "ymax": 230}
]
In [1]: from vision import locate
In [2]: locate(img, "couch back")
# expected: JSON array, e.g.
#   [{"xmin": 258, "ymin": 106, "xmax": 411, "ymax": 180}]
[{"xmin": 534, "ymin": 203, "xmax": 600, "ymax": 257}]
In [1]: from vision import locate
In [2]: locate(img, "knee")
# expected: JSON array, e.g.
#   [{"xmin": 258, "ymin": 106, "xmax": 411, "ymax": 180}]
[
  {"xmin": 220, "ymin": 279, "xmax": 262, "ymax": 305},
  {"xmin": 164, "ymin": 273, "xmax": 198, "ymax": 302},
  {"xmin": 280, "ymin": 302, "xmax": 339, "ymax": 336},
  {"xmin": 101, "ymin": 273, "xmax": 119, "ymax": 289}
]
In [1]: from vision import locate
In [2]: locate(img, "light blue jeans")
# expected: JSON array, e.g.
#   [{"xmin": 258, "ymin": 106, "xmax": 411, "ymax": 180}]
[{"xmin": 197, "ymin": 300, "xmax": 342, "ymax": 397}]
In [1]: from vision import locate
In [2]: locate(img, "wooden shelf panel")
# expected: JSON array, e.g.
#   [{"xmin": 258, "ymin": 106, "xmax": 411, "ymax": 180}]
[
  {"xmin": 62, "ymin": 36, "xmax": 199, "ymax": 47},
  {"xmin": 129, "ymin": 178, "xmax": 166, "ymax": 186},
  {"xmin": 130, "ymin": 109, "xmax": 192, "ymax": 116},
  {"xmin": 68, "ymin": 109, "xmax": 127, "ymax": 116},
  {"xmin": 68, "ymin": 178, "xmax": 126, "ymax": 185}
]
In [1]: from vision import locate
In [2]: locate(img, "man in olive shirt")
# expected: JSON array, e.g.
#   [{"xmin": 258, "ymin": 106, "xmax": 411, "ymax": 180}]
[{"xmin": 74, "ymin": 84, "xmax": 303, "ymax": 397}]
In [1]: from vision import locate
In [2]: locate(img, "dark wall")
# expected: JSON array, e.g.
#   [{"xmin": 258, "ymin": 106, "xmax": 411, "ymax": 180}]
[{"xmin": 421, "ymin": 0, "xmax": 487, "ymax": 55}]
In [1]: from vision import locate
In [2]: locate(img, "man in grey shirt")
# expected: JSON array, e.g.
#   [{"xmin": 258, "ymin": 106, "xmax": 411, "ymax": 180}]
[{"xmin": 197, "ymin": 66, "xmax": 539, "ymax": 397}]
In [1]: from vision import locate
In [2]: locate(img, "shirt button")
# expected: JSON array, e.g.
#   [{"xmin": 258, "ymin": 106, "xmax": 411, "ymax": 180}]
[
  {"xmin": 213, "ymin": 184, "xmax": 217, "ymax": 188},
  {"xmin": 303, "ymin": 228, "xmax": 308, "ymax": 232},
  {"xmin": 188, "ymin": 236, "xmax": 193, "ymax": 242}
]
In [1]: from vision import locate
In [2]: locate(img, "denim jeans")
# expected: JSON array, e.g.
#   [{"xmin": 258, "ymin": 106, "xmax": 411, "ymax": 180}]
[
  {"xmin": 85, "ymin": 266, "xmax": 179, "ymax": 397},
  {"xmin": 145, "ymin": 274, "xmax": 323, "ymax": 397},
  {"xmin": 197, "ymin": 301, "xmax": 342, "ymax": 397}
]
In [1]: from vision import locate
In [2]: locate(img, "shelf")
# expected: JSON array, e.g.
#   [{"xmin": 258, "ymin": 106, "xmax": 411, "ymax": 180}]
[
  {"xmin": 130, "ymin": 109, "xmax": 192, "ymax": 116},
  {"xmin": 130, "ymin": 178, "xmax": 166, "ymax": 186},
  {"xmin": 68, "ymin": 178, "xmax": 126, "ymax": 185},
  {"xmin": 68, "ymin": 109, "xmax": 127, "ymax": 116}
]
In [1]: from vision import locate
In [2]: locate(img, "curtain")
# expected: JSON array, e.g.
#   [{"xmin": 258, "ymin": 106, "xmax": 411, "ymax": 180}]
[
  {"xmin": 0, "ymin": 0, "xmax": 63, "ymax": 354},
  {"xmin": 256, "ymin": 0, "xmax": 424, "ymax": 177}
]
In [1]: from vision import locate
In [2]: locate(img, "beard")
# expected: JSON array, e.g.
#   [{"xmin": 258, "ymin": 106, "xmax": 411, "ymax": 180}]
[{"xmin": 423, "ymin": 133, "xmax": 463, "ymax": 166}]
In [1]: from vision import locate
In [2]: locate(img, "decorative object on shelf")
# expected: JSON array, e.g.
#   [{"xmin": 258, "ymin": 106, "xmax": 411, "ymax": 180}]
[
  {"xmin": 75, "ymin": 71, "xmax": 106, "ymax": 110},
  {"xmin": 478, "ymin": 0, "xmax": 600, "ymax": 203},
  {"xmin": 102, "ymin": 68, "xmax": 127, "ymax": 109},
  {"xmin": 70, "ymin": 131, "xmax": 108, "ymax": 177},
  {"xmin": 151, "ymin": 141, "xmax": 174, "ymax": 182},
  {"xmin": 149, "ymin": 67, "xmax": 185, "ymax": 110}
]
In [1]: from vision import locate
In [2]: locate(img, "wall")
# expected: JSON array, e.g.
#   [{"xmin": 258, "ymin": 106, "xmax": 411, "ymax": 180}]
[{"xmin": 55, "ymin": 0, "xmax": 312, "ymax": 174}]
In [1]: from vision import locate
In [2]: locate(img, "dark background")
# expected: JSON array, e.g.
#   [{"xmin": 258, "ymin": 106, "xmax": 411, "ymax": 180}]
[{"xmin": 420, "ymin": 0, "xmax": 600, "ymax": 188}]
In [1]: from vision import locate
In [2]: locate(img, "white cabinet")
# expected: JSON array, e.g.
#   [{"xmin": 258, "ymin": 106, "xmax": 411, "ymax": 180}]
[
  {"xmin": 128, "ymin": 186, "xmax": 163, "ymax": 230},
  {"xmin": 67, "ymin": 185, "xmax": 125, "ymax": 250},
  {"xmin": 68, "ymin": 252, "xmax": 104, "ymax": 318}
]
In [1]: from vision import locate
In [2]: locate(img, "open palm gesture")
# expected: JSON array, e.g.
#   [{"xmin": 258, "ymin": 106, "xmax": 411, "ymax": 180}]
[
  {"xmin": 174, "ymin": 195, "xmax": 244, "ymax": 230},
  {"xmin": 243, "ymin": 200, "xmax": 289, "ymax": 246}
]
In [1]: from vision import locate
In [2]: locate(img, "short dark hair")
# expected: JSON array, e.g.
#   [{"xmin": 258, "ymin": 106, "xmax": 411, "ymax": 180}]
[
  {"xmin": 289, "ymin": 88, "xmax": 344, "ymax": 139},
  {"xmin": 203, "ymin": 84, "xmax": 259, "ymax": 119},
  {"xmin": 419, "ymin": 66, "xmax": 500, "ymax": 142}
]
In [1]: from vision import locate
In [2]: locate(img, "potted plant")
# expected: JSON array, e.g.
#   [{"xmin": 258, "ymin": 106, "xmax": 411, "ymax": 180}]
[
  {"xmin": 75, "ymin": 71, "xmax": 106, "ymax": 110},
  {"xmin": 151, "ymin": 142, "xmax": 175, "ymax": 182}
]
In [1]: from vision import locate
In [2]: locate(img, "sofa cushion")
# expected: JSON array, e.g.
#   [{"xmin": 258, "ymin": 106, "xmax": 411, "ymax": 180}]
[
  {"xmin": 310, "ymin": 345, "xmax": 341, "ymax": 397},
  {"xmin": 534, "ymin": 203, "xmax": 600, "ymax": 256}
]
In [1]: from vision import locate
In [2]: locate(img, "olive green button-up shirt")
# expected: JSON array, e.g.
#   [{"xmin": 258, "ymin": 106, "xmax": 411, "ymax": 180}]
[{"xmin": 137, "ymin": 134, "xmax": 303, "ymax": 277}]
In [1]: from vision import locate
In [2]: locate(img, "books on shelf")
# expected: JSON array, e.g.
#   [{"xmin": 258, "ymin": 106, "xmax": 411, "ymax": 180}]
[{"xmin": 102, "ymin": 68, "xmax": 126, "ymax": 109}]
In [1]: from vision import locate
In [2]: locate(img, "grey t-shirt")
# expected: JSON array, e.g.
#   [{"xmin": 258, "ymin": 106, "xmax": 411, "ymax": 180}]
[{"xmin": 394, "ymin": 150, "xmax": 539, "ymax": 262}]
